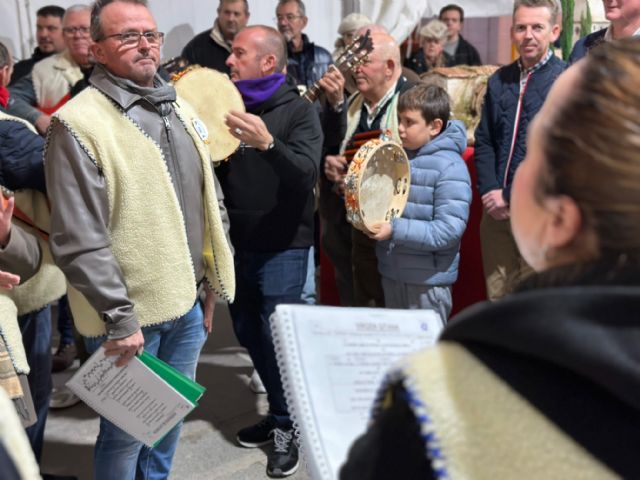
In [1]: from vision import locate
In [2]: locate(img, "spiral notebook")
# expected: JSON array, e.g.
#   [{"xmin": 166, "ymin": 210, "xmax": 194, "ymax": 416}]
[
  {"xmin": 271, "ymin": 305, "xmax": 443, "ymax": 480},
  {"xmin": 67, "ymin": 347, "xmax": 205, "ymax": 447}
]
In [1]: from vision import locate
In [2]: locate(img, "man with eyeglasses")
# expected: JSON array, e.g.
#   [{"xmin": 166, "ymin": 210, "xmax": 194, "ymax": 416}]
[
  {"xmin": 275, "ymin": 0, "xmax": 331, "ymax": 90},
  {"xmin": 43, "ymin": 0, "xmax": 235, "ymax": 478},
  {"xmin": 8, "ymin": 4, "xmax": 92, "ymax": 135},
  {"xmin": 181, "ymin": 0, "xmax": 250, "ymax": 73},
  {"xmin": 10, "ymin": 5, "xmax": 66, "ymax": 86}
]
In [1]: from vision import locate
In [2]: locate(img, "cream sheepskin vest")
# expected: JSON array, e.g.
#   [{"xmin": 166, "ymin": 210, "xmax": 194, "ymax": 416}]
[
  {"xmin": 54, "ymin": 87, "xmax": 235, "ymax": 337},
  {"xmin": 31, "ymin": 50, "xmax": 82, "ymax": 111},
  {"xmin": 392, "ymin": 343, "xmax": 617, "ymax": 479},
  {"xmin": 0, "ymin": 112, "xmax": 66, "ymax": 374}
]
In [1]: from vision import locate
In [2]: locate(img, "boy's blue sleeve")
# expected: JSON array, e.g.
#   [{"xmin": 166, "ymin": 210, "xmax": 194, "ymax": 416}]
[{"xmin": 391, "ymin": 158, "xmax": 472, "ymax": 252}]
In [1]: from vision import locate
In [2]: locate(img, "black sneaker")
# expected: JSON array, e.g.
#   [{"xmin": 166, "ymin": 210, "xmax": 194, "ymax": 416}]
[
  {"xmin": 267, "ymin": 428, "xmax": 299, "ymax": 478},
  {"xmin": 237, "ymin": 416, "xmax": 276, "ymax": 448}
]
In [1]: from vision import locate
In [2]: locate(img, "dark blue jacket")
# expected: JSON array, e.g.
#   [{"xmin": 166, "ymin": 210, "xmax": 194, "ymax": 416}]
[
  {"xmin": 287, "ymin": 34, "xmax": 332, "ymax": 88},
  {"xmin": 0, "ymin": 107, "xmax": 46, "ymax": 193},
  {"xmin": 474, "ymin": 55, "xmax": 566, "ymax": 202},
  {"xmin": 568, "ymin": 28, "xmax": 606, "ymax": 64}
]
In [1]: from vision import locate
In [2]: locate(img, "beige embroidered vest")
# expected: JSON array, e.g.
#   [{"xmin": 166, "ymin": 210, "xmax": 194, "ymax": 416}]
[
  {"xmin": 340, "ymin": 90, "xmax": 401, "ymax": 155},
  {"xmin": 54, "ymin": 87, "xmax": 235, "ymax": 337},
  {"xmin": 396, "ymin": 343, "xmax": 617, "ymax": 479}
]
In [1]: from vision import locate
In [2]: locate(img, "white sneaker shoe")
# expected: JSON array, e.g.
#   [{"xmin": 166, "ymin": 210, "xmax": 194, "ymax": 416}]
[{"xmin": 50, "ymin": 385, "xmax": 81, "ymax": 409}]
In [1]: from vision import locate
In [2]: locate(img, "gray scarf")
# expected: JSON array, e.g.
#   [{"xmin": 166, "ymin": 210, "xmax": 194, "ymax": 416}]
[{"xmin": 97, "ymin": 63, "xmax": 176, "ymax": 116}]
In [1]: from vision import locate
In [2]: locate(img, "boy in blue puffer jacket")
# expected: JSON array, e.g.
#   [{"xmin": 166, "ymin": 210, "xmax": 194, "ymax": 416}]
[{"xmin": 369, "ymin": 84, "xmax": 471, "ymax": 324}]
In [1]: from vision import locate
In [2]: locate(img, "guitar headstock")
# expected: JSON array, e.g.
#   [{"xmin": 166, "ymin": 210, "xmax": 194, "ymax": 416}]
[
  {"xmin": 336, "ymin": 29, "xmax": 374, "ymax": 75},
  {"xmin": 302, "ymin": 29, "xmax": 373, "ymax": 103}
]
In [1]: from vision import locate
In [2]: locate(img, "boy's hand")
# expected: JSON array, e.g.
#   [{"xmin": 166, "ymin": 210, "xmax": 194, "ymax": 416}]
[{"xmin": 368, "ymin": 222, "xmax": 392, "ymax": 241}]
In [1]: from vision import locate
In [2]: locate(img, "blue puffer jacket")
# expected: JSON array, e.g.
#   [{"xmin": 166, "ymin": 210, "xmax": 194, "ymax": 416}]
[
  {"xmin": 287, "ymin": 34, "xmax": 332, "ymax": 88},
  {"xmin": 376, "ymin": 120, "xmax": 471, "ymax": 286},
  {"xmin": 0, "ymin": 107, "xmax": 46, "ymax": 193},
  {"xmin": 474, "ymin": 55, "xmax": 566, "ymax": 202}
]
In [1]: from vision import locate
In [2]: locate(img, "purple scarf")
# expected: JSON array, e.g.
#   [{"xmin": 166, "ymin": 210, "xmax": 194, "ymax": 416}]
[{"xmin": 235, "ymin": 73, "xmax": 286, "ymax": 110}]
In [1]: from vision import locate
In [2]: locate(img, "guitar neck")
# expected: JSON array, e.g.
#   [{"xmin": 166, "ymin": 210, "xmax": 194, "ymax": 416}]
[
  {"xmin": 303, "ymin": 83, "xmax": 323, "ymax": 103},
  {"xmin": 302, "ymin": 62, "xmax": 355, "ymax": 103}
]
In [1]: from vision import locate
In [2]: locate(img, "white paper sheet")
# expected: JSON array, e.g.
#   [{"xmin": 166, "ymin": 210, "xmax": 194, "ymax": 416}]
[
  {"xmin": 271, "ymin": 305, "xmax": 443, "ymax": 480},
  {"xmin": 66, "ymin": 346, "xmax": 195, "ymax": 447}
]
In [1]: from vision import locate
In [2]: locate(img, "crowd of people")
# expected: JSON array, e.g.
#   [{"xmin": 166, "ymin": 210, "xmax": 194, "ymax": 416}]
[{"xmin": 0, "ymin": 0, "xmax": 639, "ymax": 478}]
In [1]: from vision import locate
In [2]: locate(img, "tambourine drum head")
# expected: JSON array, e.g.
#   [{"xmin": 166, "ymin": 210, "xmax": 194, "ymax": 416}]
[
  {"xmin": 360, "ymin": 156, "xmax": 398, "ymax": 224},
  {"xmin": 172, "ymin": 66, "xmax": 244, "ymax": 161},
  {"xmin": 344, "ymin": 140, "xmax": 410, "ymax": 234}
]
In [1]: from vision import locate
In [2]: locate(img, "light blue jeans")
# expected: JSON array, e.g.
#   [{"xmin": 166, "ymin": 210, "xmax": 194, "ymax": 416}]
[{"xmin": 84, "ymin": 301, "xmax": 207, "ymax": 480}]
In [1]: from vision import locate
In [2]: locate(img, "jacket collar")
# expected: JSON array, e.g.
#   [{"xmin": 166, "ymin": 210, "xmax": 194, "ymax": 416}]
[{"xmin": 209, "ymin": 19, "xmax": 232, "ymax": 53}]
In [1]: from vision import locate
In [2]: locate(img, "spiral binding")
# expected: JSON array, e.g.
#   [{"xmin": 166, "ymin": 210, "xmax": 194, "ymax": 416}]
[{"xmin": 271, "ymin": 306, "xmax": 333, "ymax": 480}]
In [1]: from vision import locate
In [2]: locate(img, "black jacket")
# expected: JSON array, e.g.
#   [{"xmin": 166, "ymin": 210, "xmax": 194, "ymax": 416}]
[
  {"xmin": 404, "ymin": 51, "xmax": 455, "ymax": 75},
  {"xmin": 450, "ymin": 35, "xmax": 482, "ymax": 66},
  {"xmin": 216, "ymin": 82, "xmax": 322, "ymax": 251},
  {"xmin": 8, "ymin": 48, "xmax": 53, "ymax": 86},
  {"xmin": 181, "ymin": 29, "xmax": 230, "ymax": 74},
  {"xmin": 341, "ymin": 262, "xmax": 640, "ymax": 479},
  {"xmin": 474, "ymin": 55, "xmax": 566, "ymax": 202}
]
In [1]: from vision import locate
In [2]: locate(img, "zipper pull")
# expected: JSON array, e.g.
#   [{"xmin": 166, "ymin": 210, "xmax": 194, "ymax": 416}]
[{"xmin": 163, "ymin": 116, "xmax": 171, "ymax": 131}]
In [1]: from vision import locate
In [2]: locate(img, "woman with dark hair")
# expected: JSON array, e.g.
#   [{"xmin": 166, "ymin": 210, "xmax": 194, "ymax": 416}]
[{"xmin": 341, "ymin": 39, "xmax": 640, "ymax": 479}]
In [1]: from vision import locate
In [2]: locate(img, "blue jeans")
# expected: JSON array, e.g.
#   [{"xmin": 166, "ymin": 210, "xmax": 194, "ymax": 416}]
[
  {"xmin": 300, "ymin": 246, "xmax": 316, "ymax": 305},
  {"xmin": 84, "ymin": 301, "xmax": 207, "ymax": 480},
  {"xmin": 19, "ymin": 306, "xmax": 52, "ymax": 462},
  {"xmin": 229, "ymin": 249, "xmax": 308, "ymax": 428},
  {"xmin": 56, "ymin": 295, "xmax": 75, "ymax": 346}
]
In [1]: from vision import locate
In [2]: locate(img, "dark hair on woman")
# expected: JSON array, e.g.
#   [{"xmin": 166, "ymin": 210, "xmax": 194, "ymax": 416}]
[{"xmin": 539, "ymin": 39, "xmax": 640, "ymax": 261}]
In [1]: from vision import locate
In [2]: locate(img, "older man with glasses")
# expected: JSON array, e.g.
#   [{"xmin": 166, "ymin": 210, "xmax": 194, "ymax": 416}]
[
  {"xmin": 8, "ymin": 4, "xmax": 92, "ymax": 134},
  {"xmin": 275, "ymin": 0, "xmax": 331, "ymax": 90},
  {"xmin": 43, "ymin": 0, "xmax": 235, "ymax": 478}
]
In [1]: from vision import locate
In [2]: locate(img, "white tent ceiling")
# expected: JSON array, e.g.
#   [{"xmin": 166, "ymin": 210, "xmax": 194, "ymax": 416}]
[{"xmin": 0, "ymin": 0, "xmax": 514, "ymax": 63}]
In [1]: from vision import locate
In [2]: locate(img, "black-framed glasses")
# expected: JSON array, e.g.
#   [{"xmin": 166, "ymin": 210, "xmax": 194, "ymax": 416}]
[
  {"xmin": 63, "ymin": 26, "xmax": 90, "ymax": 36},
  {"xmin": 99, "ymin": 31, "xmax": 165, "ymax": 47},
  {"xmin": 274, "ymin": 14, "xmax": 303, "ymax": 22}
]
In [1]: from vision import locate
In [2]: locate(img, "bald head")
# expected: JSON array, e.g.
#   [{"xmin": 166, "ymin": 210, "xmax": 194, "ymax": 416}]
[
  {"xmin": 250, "ymin": 25, "xmax": 288, "ymax": 72},
  {"xmin": 352, "ymin": 30, "xmax": 402, "ymax": 103},
  {"xmin": 227, "ymin": 25, "xmax": 288, "ymax": 80}
]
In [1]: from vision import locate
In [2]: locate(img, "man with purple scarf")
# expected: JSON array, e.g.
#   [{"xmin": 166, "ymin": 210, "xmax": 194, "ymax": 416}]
[{"xmin": 219, "ymin": 25, "xmax": 322, "ymax": 478}]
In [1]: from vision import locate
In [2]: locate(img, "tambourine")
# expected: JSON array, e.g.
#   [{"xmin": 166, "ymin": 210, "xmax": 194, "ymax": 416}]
[
  {"xmin": 343, "ymin": 139, "xmax": 410, "ymax": 234},
  {"xmin": 171, "ymin": 65, "xmax": 245, "ymax": 161}
]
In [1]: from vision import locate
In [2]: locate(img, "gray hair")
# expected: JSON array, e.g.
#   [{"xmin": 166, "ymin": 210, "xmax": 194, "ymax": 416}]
[
  {"xmin": 513, "ymin": 0, "xmax": 561, "ymax": 23},
  {"xmin": 90, "ymin": 0, "xmax": 149, "ymax": 41},
  {"xmin": 63, "ymin": 4, "xmax": 92, "ymax": 25},
  {"xmin": 277, "ymin": 0, "xmax": 305, "ymax": 17}
]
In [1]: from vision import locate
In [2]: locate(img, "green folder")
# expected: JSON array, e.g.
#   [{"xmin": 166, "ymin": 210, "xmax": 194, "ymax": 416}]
[{"xmin": 137, "ymin": 351, "xmax": 206, "ymax": 405}]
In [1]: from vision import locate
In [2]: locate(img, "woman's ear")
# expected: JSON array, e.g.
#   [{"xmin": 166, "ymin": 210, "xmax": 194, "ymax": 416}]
[{"xmin": 543, "ymin": 195, "xmax": 585, "ymax": 250}]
